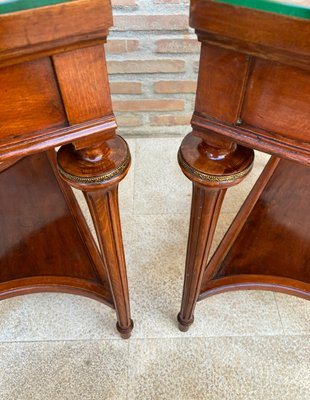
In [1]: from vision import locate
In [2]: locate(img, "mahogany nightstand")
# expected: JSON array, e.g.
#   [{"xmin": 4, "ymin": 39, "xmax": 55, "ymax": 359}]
[
  {"xmin": 178, "ymin": 0, "xmax": 310, "ymax": 332},
  {"xmin": 0, "ymin": 0, "xmax": 133, "ymax": 338}
]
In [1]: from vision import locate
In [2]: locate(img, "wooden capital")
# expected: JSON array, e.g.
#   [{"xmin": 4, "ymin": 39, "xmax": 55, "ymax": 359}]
[
  {"xmin": 178, "ymin": 131, "xmax": 254, "ymax": 188},
  {"xmin": 57, "ymin": 135, "xmax": 131, "ymax": 191}
]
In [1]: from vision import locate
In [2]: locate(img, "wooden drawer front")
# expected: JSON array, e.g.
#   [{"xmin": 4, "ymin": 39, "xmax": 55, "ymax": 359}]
[
  {"xmin": 0, "ymin": 58, "xmax": 66, "ymax": 140},
  {"xmin": 241, "ymin": 59, "xmax": 310, "ymax": 143}
]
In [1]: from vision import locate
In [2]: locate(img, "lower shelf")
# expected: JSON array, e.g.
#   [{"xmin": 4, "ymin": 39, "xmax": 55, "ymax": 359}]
[
  {"xmin": 0, "ymin": 152, "xmax": 113, "ymax": 306},
  {"xmin": 200, "ymin": 157, "xmax": 310, "ymax": 300}
]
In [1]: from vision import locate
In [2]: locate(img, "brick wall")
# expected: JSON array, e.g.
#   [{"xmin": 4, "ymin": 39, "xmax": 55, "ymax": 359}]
[{"xmin": 106, "ymin": 0, "xmax": 200, "ymax": 137}]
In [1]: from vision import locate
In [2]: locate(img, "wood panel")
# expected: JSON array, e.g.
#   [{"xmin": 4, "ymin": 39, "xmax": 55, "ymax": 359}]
[
  {"xmin": 0, "ymin": 153, "xmax": 96, "ymax": 280},
  {"xmin": 218, "ymin": 159, "xmax": 310, "ymax": 280},
  {"xmin": 190, "ymin": 0, "xmax": 310, "ymax": 70},
  {"xmin": 53, "ymin": 45, "xmax": 113, "ymax": 124},
  {"xmin": 0, "ymin": 58, "xmax": 66, "ymax": 140},
  {"xmin": 195, "ymin": 43, "xmax": 249, "ymax": 124},
  {"xmin": 0, "ymin": 0, "xmax": 113, "ymax": 64},
  {"xmin": 241, "ymin": 59, "xmax": 310, "ymax": 143},
  {"xmin": 200, "ymin": 158, "xmax": 310, "ymax": 297}
]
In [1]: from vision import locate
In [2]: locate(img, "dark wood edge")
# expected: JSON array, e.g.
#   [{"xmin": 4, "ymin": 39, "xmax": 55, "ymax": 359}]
[
  {"xmin": 192, "ymin": 113, "xmax": 310, "ymax": 166},
  {"xmin": 196, "ymin": 31, "xmax": 310, "ymax": 71},
  {"xmin": 198, "ymin": 275, "xmax": 310, "ymax": 301},
  {"xmin": 0, "ymin": 37, "xmax": 107, "ymax": 68},
  {"xmin": 47, "ymin": 150, "xmax": 111, "ymax": 286},
  {"xmin": 0, "ymin": 276, "xmax": 115, "ymax": 308},
  {"xmin": 190, "ymin": 1, "xmax": 310, "ymax": 67},
  {"xmin": 0, "ymin": 115, "xmax": 117, "ymax": 161},
  {"xmin": 0, "ymin": 0, "xmax": 112, "ymax": 63},
  {"xmin": 0, "ymin": 157, "xmax": 23, "ymax": 173},
  {"xmin": 202, "ymin": 156, "xmax": 280, "ymax": 282}
]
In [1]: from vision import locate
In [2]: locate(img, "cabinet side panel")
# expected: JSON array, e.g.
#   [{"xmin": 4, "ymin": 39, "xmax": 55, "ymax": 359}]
[
  {"xmin": 0, "ymin": 58, "xmax": 66, "ymax": 140},
  {"xmin": 241, "ymin": 59, "xmax": 310, "ymax": 143}
]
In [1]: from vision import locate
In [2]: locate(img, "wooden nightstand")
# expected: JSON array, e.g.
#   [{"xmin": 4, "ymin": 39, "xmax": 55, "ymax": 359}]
[
  {"xmin": 0, "ymin": 0, "xmax": 133, "ymax": 338},
  {"xmin": 178, "ymin": 0, "xmax": 310, "ymax": 331}
]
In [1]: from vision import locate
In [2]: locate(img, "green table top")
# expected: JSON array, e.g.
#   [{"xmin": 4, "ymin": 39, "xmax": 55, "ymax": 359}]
[
  {"xmin": 0, "ymin": 0, "xmax": 75, "ymax": 14},
  {"xmin": 217, "ymin": 0, "xmax": 310, "ymax": 19},
  {"xmin": 0, "ymin": 0, "xmax": 309, "ymax": 19}
]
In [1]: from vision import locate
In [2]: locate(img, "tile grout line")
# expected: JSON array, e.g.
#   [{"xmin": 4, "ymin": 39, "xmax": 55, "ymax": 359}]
[
  {"xmin": 273, "ymin": 292, "xmax": 286, "ymax": 335},
  {"xmin": 1, "ymin": 332, "xmax": 310, "ymax": 346},
  {"xmin": 125, "ymin": 340, "xmax": 130, "ymax": 400},
  {"xmin": 0, "ymin": 337, "xmax": 125, "ymax": 345},
  {"xmin": 128, "ymin": 332, "xmax": 310, "ymax": 341}
]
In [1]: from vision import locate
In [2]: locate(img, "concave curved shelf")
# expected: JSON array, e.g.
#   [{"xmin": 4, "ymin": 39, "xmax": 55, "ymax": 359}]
[
  {"xmin": 199, "ymin": 156, "xmax": 310, "ymax": 300},
  {"xmin": 0, "ymin": 152, "xmax": 114, "ymax": 307}
]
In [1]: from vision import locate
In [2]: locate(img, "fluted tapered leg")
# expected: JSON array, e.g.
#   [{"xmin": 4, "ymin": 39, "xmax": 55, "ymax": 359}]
[
  {"xmin": 84, "ymin": 187, "xmax": 133, "ymax": 338},
  {"xmin": 178, "ymin": 185, "xmax": 226, "ymax": 331},
  {"xmin": 177, "ymin": 132, "xmax": 254, "ymax": 331},
  {"xmin": 57, "ymin": 135, "xmax": 133, "ymax": 338}
]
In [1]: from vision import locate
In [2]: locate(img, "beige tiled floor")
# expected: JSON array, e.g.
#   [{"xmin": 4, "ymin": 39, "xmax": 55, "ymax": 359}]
[{"xmin": 1, "ymin": 138, "xmax": 309, "ymax": 399}]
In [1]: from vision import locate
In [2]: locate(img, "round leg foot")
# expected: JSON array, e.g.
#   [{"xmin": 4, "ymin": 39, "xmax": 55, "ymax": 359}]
[
  {"xmin": 116, "ymin": 319, "xmax": 134, "ymax": 339},
  {"xmin": 177, "ymin": 313, "xmax": 194, "ymax": 332}
]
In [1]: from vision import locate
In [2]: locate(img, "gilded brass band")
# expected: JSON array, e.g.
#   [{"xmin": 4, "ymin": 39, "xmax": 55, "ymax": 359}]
[
  {"xmin": 58, "ymin": 150, "xmax": 131, "ymax": 184},
  {"xmin": 178, "ymin": 151, "xmax": 253, "ymax": 183}
]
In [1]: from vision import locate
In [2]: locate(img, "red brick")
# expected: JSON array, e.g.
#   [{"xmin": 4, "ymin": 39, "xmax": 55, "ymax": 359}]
[
  {"xmin": 112, "ymin": 0, "xmax": 137, "ymax": 7},
  {"xmin": 113, "ymin": 15, "xmax": 188, "ymax": 31},
  {"xmin": 110, "ymin": 82, "xmax": 143, "ymax": 94},
  {"xmin": 154, "ymin": 80, "xmax": 197, "ymax": 93},
  {"xmin": 105, "ymin": 39, "xmax": 139, "ymax": 54},
  {"xmin": 150, "ymin": 114, "xmax": 192, "ymax": 126},
  {"xmin": 156, "ymin": 38, "xmax": 200, "ymax": 53},
  {"xmin": 116, "ymin": 114, "xmax": 143, "ymax": 127},
  {"xmin": 113, "ymin": 99, "xmax": 185, "ymax": 112},
  {"xmin": 108, "ymin": 60, "xmax": 185, "ymax": 74}
]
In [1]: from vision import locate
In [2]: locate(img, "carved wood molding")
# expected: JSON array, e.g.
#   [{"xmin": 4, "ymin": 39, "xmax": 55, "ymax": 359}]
[
  {"xmin": 0, "ymin": 115, "xmax": 117, "ymax": 161},
  {"xmin": 191, "ymin": 113, "xmax": 310, "ymax": 166}
]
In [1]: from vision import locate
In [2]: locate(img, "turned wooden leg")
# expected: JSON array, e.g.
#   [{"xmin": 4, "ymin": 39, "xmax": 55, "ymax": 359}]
[
  {"xmin": 178, "ymin": 185, "xmax": 226, "ymax": 331},
  {"xmin": 84, "ymin": 188, "xmax": 133, "ymax": 338},
  {"xmin": 177, "ymin": 131, "xmax": 254, "ymax": 331},
  {"xmin": 57, "ymin": 135, "xmax": 133, "ymax": 339}
]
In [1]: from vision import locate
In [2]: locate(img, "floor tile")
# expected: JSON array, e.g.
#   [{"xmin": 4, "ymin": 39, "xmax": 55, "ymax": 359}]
[
  {"xmin": 134, "ymin": 138, "xmax": 191, "ymax": 216},
  {"xmin": 0, "ymin": 294, "xmax": 119, "ymax": 342},
  {"xmin": 134, "ymin": 139, "xmax": 270, "ymax": 217},
  {"xmin": 0, "ymin": 213, "xmax": 134, "ymax": 343},
  {"xmin": 0, "ymin": 340, "xmax": 128, "ymax": 400},
  {"xmin": 275, "ymin": 293, "xmax": 310, "ymax": 335},
  {"xmin": 1, "ymin": 137, "xmax": 307, "ymax": 400},
  {"xmin": 222, "ymin": 151, "xmax": 270, "ymax": 214},
  {"xmin": 210, "ymin": 211, "xmax": 237, "ymax": 256},
  {"xmin": 128, "ymin": 336, "xmax": 310, "ymax": 400},
  {"xmin": 127, "ymin": 214, "xmax": 283, "ymax": 338}
]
